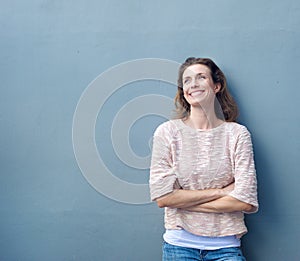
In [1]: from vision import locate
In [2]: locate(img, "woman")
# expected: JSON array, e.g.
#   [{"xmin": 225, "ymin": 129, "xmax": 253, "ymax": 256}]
[{"xmin": 149, "ymin": 57, "xmax": 258, "ymax": 260}]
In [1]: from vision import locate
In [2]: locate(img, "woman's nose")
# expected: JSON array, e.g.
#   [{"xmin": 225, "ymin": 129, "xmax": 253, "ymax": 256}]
[{"xmin": 191, "ymin": 78, "xmax": 200, "ymax": 88}]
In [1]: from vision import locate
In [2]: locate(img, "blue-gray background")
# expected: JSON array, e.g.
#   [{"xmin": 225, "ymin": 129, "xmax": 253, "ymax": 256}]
[{"xmin": 1, "ymin": 0, "xmax": 299, "ymax": 260}]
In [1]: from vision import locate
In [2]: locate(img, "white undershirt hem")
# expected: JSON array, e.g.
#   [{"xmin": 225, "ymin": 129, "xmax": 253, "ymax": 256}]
[{"xmin": 163, "ymin": 229, "xmax": 241, "ymax": 250}]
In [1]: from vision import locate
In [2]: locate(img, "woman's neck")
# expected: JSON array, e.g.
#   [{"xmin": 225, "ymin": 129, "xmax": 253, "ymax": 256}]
[{"xmin": 184, "ymin": 106, "xmax": 223, "ymax": 130}]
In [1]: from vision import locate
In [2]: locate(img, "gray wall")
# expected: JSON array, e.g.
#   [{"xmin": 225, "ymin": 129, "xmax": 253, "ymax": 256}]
[{"xmin": 1, "ymin": 0, "xmax": 299, "ymax": 260}]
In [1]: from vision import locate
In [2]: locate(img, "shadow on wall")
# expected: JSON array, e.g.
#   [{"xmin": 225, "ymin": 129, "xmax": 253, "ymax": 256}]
[
  {"xmin": 237, "ymin": 120, "xmax": 282, "ymax": 259},
  {"xmin": 226, "ymin": 77, "xmax": 282, "ymax": 260}
]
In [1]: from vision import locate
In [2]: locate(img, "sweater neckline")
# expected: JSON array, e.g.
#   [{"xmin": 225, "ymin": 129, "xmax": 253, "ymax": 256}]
[{"xmin": 177, "ymin": 119, "xmax": 226, "ymax": 132}]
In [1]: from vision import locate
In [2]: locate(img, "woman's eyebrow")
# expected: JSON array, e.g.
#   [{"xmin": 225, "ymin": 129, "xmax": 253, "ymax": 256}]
[{"xmin": 183, "ymin": 72, "xmax": 206, "ymax": 79}]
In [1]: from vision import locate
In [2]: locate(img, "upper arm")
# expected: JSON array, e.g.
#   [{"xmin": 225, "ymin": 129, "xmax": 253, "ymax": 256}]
[{"xmin": 149, "ymin": 124, "xmax": 178, "ymax": 201}]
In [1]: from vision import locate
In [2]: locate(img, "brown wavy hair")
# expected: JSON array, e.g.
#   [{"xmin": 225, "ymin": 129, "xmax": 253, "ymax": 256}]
[{"xmin": 174, "ymin": 57, "xmax": 239, "ymax": 122}]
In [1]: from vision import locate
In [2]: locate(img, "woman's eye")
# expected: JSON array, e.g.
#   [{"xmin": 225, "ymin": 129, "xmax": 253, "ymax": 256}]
[{"xmin": 198, "ymin": 75, "xmax": 205, "ymax": 79}]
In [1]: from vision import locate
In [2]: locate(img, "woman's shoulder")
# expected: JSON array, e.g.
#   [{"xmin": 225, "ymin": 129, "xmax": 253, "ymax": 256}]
[
  {"xmin": 153, "ymin": 119, "xmax": 182, "ymax": 137},
  {"xmin": 223, "ymin": 121, "xmax": 251, "ymax": 136}
]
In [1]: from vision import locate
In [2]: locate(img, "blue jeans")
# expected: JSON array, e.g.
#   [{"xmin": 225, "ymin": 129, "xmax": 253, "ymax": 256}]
[{"xmin": 163, "ymin": 242, "xmax": 246, "ymax": 261}]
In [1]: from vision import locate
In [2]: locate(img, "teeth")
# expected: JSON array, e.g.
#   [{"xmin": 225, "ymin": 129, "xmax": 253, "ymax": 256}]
[{"xmin": 190, "ymin": 90, "xmax": 204, "ymax": 97}]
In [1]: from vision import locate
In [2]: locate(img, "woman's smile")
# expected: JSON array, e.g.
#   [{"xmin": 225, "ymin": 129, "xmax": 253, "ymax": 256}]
[{"xmin": 189, "ymin": 90, "xmax": 205, "ymax": 97}]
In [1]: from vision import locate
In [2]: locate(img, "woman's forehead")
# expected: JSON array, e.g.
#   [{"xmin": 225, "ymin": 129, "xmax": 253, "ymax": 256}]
[{"xmin": 183, "ymin": 64, "xmax": 210, "ymax": 77}]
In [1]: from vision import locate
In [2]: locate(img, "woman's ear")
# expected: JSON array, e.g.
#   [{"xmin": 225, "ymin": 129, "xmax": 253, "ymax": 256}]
[{"xmin": 214, "ymin": 83, "xmax": 221, "ymax": 93}]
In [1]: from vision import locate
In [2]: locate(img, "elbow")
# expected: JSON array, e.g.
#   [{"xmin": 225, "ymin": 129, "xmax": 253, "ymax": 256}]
[
  {"xmin": 243, "ymin": 203, "xmax": 255, "ymax": 213},
  {"xmin": 155, "ymin": 190, "xmax": 179, "ymax": 208},
  {"xmin": 156, "ymin": 192, "xmax": 174, "ymax": 208},
  {"xmin": 156, "ymin": 198, "xmax": 167, "ymax": 208}
]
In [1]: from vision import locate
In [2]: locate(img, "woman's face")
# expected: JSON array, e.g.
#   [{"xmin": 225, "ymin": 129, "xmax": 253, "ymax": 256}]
[{"xmin": 182, "ymin": 64, "xmax": 220, "ymax": 107}]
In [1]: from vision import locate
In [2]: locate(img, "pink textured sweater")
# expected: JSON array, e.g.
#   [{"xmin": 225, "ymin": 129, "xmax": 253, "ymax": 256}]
[{"xmin": 149, "ymin": 119, "xmax": 258, "ymax": 237}]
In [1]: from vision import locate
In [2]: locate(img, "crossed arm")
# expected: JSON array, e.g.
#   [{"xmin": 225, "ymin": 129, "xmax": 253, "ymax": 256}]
[{"xmin": 155, "ymin": 183, "xmax": 254, "ymax": 213}]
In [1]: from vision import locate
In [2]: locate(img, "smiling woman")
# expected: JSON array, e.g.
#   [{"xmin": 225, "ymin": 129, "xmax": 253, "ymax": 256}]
[
  {"xmin": 182, "ymin": 63, "xmax": 221, "ymax": 121},
  {"xmin": 149, "ymin": 57, "xmax": 258, "ymax": 261},
  {"xmin": 175, "ymin": 57, "xmax": 239, "ymax": 123}
]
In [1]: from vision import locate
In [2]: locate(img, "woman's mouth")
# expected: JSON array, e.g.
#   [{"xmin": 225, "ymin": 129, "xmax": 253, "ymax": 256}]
[{"xmin": 189, "ymin": 90, "xmax": 205, "ymax": 97}]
